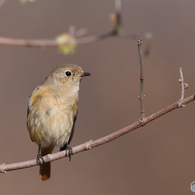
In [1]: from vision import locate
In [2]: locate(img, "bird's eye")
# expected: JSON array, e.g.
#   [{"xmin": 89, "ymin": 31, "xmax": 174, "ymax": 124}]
[{"xmin": 65, "ymin": 71, "xmax": 71, "ymax": 77}]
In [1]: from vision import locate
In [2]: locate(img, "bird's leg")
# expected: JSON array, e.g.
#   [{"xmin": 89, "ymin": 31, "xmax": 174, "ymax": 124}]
[
  {"xmin": 66, "ymin": 145, "xmax": 73, "ymax": 161},
  {"xmin": 36, "ymin": 145, "xmax": 45, "ymax": 169},
  {"xmin": 60, "ymin": 144, "xmax": 73, "ymax": 161}
]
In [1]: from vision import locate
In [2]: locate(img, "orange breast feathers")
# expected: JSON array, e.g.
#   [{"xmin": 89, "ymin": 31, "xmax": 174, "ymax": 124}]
[{"xmin": 27, "ymin": 85, "xmax": 78, "ymax": 148}]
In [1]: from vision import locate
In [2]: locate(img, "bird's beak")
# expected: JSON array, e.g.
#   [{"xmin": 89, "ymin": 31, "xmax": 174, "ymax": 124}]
[{"xmin": 80, "ymin": 72, "xmax": 91, "ymax": 77}]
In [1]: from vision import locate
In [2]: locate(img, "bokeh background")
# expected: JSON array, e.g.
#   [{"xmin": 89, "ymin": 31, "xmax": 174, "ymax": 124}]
[{"xmin": 0, "ymin": 0, "xmax": 195, "ymax": 194}]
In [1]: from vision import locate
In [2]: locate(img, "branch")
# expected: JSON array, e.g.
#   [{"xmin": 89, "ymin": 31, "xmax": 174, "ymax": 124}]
[
  {"xmin": 179, "ymin": 67, "xmax": 185, "ymax": 101},
  {"xmin": 0, "ymin": 32, "xmax": 151, "ymax": 47},
  {"xmin": 0, "ymin": 94, "xmax": 194, "ymax": 173},
  {"xmin": 0, "ymin": 31, "xmax": 153, "ymax": 57},
  {"xmin": 137, "ymin": 38, "xmax": 145, "ymax": 121}
]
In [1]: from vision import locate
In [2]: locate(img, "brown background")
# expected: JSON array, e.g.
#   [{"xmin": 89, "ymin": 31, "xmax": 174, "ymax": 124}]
[{"xmin": 0, "ymin": 0, "xmax": 195, "ymax": 194}]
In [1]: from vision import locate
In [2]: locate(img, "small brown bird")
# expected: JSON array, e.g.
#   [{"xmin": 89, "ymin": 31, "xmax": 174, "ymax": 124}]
[{"xmin": 27, "ymin": 64, "xmax": 90, "ymax": 181}]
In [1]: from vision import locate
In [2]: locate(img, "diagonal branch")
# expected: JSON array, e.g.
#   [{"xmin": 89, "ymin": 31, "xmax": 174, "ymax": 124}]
[{"xmin": 0, "ymin": 94, "xmax": 194, "ymax": 173}]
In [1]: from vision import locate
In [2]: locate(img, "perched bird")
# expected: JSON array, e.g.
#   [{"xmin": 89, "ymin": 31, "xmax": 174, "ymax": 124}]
[{"xmin": 27, "ymin": 64, "xmax": 90, "ymax": 181}]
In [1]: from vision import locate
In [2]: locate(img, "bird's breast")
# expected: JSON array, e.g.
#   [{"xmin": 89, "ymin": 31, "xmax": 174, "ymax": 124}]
[{"xmin": 27, "ymin": 87, "xmax": 78, "ymax": 148}]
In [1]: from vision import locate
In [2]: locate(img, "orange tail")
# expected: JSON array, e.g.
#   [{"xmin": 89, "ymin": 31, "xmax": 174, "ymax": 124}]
[{"xmin": 39, "ymin": 145, "xmax": 54, "ymax": 181}]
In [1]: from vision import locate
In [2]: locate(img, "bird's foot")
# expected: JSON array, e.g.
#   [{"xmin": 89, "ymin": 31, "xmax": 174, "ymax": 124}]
[
  {"xmin": 60, "ymin": 144, "xmax": 73, "ymax": 161},
  {"xmin": 36, "ymin": 153, "xmax": 45, "ymax": 169},
  {"xmin": 65, "ymin": 145, "xmax": 73, "ymax": 161}
]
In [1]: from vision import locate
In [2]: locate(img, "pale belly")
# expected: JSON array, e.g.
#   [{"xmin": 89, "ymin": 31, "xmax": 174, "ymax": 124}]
[{"xmin": 28, "ymin": 103, "xmax": 75, "ymax": 148}]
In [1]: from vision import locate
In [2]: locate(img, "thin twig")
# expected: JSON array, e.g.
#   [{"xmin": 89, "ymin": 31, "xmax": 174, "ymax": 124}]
[
  {"xmin": 179, "ymin": 67, "xmax": 184, "ymax": 101},
  {"xmin": 137, "ymin": 38, "xmax": 145, "ymax": 121},
  {"xmin": 76, "ymin": 32, "xmax": 114, "ymax": 44},
  {"xmin": 0, "ymin": 94, "xmax": 194, "ymax": 173}
]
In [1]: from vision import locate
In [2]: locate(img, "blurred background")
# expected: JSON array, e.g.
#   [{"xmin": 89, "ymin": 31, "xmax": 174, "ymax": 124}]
[{"xmin": 0, "ymin": 0, "xmax": 195, "ymax": 194}]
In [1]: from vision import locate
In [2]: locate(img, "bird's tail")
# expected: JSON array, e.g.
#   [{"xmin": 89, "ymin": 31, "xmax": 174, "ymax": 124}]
[{"xmin": 39, "ymin": 145, "xmax": 54, "ymax": 181}]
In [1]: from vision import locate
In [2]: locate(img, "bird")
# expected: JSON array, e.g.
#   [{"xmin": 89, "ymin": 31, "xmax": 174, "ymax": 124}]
[{"xmin": 27, "ymin": 64, "xmax": 90, "ymax": 181}]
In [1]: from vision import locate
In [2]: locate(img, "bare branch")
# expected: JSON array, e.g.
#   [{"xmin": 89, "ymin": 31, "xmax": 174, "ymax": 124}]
[
  {"xmin": 0, "ymin": 32, "xmax": 152, "ymax": 48},
  {"xmin": 0, "ymin": 94, "xmax": 194, "ymax": 173},
  {"xmin": 76, "ymin": 32, "xmax": 114, "ymax": 44},
  {"xmin": 179, "ymin": 67, "xmax": 185, "ymax": 101},
  {"xmin": 137, "ymin": 38, "xmax": 145, "ymax": 121}
]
